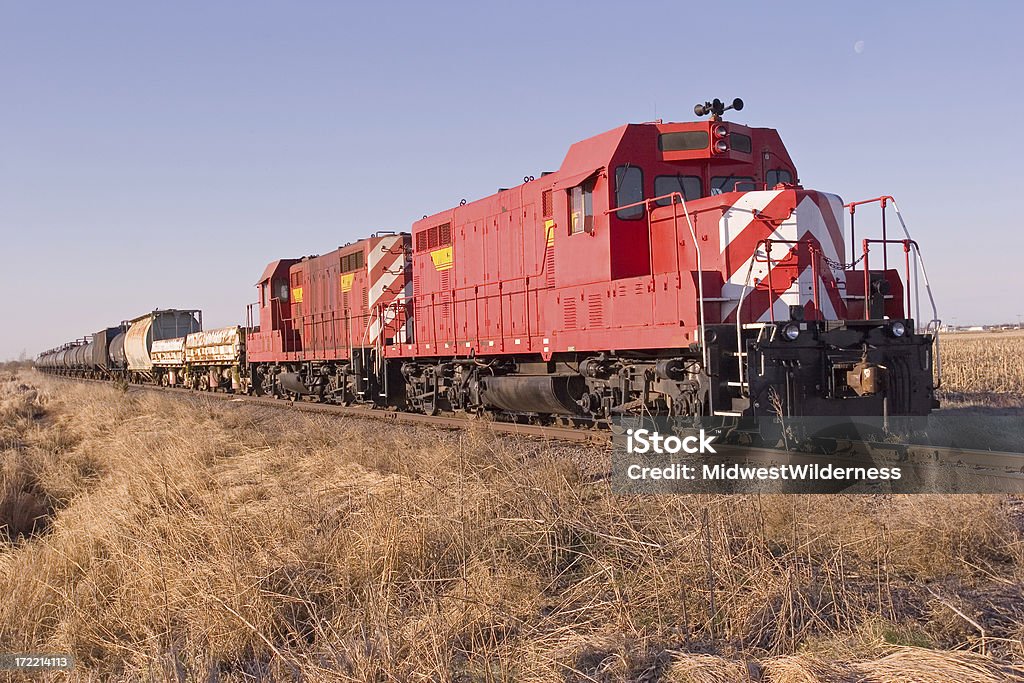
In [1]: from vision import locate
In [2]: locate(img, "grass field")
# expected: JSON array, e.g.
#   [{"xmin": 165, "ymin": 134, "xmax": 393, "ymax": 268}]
[
  {"xmin": 2, "ymin": 369, "xmax": 1024, "ymax": 681},
  {"xmin": 937, "ymin": 331, "xmax": 1024, "ymax": 413}
]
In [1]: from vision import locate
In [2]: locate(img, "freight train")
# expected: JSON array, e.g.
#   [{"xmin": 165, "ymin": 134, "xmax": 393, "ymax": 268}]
[{"xmin": 36, "ymin": 100, "xmax": 942, "ymax": 421}]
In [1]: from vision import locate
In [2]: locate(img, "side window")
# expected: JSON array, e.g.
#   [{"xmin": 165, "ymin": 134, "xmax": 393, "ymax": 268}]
[
  {"xmin": 260, "ymin": 282, "xmax": 268, "ymax": 306},
  {"xmin": 614, "ymin": 165, "xmax": 644, "ymax": 219},
  {"xmin": 569, "ymin": 179, "xmax": 595, "ymax": 234},
  {"xmin": 275, "ymin": 279, "xmax": 289, "ymax": 301},
  {"xmin": 654, "ymin": 175, "xmax": 702, "ymax": 205},
  {"xmin": 766, "ymin": 169, "xmax": 793, "ymax": 187}
]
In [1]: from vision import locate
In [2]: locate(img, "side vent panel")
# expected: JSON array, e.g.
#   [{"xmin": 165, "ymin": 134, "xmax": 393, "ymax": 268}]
[
  {"xmin": 564, "ymin": 299, "xmax": 577, "ymax": 330},
  {"xmin": 545, "ymin": 246, "xmax": 555, "ymax": 288},
  {"xmin": 587, "ymin": 293, "xmax": 604, "ymax": 328}
]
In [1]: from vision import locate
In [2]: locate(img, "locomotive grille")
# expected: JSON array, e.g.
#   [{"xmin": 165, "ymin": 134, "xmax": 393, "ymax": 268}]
[
  {"xmin": 438, "ymin": 222, "xmax": 451, "ymax": 245},
  {"xmin": 588, "ymin": 293, "xmax": 604, "ymax": 328},
  {"xmin": 545, "ymin": 246, "xmax": 555, "ymax": 288},
  {"xmin": 564, "ymin": 299, "xmax": 577, "ymax": 330},
  {"xmin": 440, "ymin": 270, "xmax": 451, "ymax": 320},
  {"xmin": 341, "ymin": 251, "xmax": 364, "ymax": 273},
  {"xmin": 542, "ymin": 190, "xmax": 553, "ymax": 218},
  {"xmin": 415, "ymin": 231, "xmax": 427, "ymax": 252}
]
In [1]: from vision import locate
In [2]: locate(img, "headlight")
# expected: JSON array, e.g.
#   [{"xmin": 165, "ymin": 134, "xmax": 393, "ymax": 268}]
[
  {"xmin": 714, "ymin": 139, "xmax": 729, "ymax": 153},
  {"xmin": 713, "ymin": 124, "xmax": 728, "ymax": 139},
  {"xmin": 783, "ymin": 323, "xmax": 800, "ymax": 341},
  {"xmin": 891, "ymin": 321, "xmax": 906, "ymax": 337}
]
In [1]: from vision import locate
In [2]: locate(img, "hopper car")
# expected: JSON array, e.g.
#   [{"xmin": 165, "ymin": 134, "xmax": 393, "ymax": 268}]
[{"xmin": 37, "ymin": 100, "xmax": 941, "ymax": 423}]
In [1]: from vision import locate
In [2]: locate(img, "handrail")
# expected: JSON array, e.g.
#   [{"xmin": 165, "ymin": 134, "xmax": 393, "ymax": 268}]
[
  {"xmin": 845, "ymin": 195, "xmax": 941, "ymax": 388},
  {"xmin": 889, "ymin": 199, "xmax": 939, "ymax": 335},
  {"xmin": 604, "ymin": 191, "xmax": 711, "ymax": 413},
  {"xmin": 733, "ymin": 238, "xmax": 822, "ymax": 391},
  {"xmin": 846, "ymin": 195, "xmax": 893, "ymax": 267}
]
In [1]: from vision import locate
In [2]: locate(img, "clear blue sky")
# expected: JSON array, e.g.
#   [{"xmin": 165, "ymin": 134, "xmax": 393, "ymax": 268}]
[{"xmin": 2, "ymin": 1, "xmax": 1021, "ymax": 359}]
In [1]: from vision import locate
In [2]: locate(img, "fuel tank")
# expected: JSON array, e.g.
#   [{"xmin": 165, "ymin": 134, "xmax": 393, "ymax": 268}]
[
  {"xmin": 278, "ymin": 371, "xmax": 318, "ymax": 395},
  {"xmin": 479, "ymin": 375, "xmax": 586, "ymax": 415}
]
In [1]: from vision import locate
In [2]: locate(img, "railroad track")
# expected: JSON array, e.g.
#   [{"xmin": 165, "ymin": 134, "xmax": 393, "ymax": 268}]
[
  {"xmin": 49, "ymin": 375, "xmax": 609, "ymax": 446},
  {"xmin": 43, "ymin": 374, "xmax": 1024, "ymax": 488}
]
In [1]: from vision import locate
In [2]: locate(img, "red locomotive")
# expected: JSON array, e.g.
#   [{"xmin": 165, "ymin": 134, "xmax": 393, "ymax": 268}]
[
  {"xmin": 245, "ymin": 232, "xmax": 412, "ymax": 402},
  {"xmin": 243, "ymin": 99, "xmax": 939, "ymax": 419}
]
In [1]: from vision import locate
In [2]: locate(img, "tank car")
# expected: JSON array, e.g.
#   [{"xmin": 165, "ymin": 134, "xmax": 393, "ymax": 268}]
[{"xmin": 92, "ymin": 326, "xmax": 126, "ymax": 379}]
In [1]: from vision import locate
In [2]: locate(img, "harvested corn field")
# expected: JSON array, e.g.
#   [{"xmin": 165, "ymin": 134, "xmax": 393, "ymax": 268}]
[{"xmin": 938, "ymin": 331, "xmax": 1024, "ymax": 411}]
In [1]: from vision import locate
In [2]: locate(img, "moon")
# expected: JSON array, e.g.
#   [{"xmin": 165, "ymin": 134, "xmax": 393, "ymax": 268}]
[{"xmin": 854, "ymin": 40, "xmax": 865, "ymax": 54}]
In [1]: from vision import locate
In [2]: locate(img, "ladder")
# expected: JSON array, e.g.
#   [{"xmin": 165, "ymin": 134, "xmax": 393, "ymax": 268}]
[{"xmin": 713, "ymin": 322, "xmax": 770, "ymax": 416}]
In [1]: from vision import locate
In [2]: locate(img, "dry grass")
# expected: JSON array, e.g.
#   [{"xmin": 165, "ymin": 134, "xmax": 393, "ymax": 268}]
[
  {"xmin": 939, "ymin": 333, "xmax": 1024, "ymax": 411},
  {"xmin": 2, "ymin": 370, "xmax": 1024, "ymax": 681}
]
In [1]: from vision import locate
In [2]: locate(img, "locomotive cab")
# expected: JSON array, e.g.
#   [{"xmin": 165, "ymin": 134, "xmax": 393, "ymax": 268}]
[{"xmin": 246, "ymin": 258, "xmax": 300, "ymax": 362}]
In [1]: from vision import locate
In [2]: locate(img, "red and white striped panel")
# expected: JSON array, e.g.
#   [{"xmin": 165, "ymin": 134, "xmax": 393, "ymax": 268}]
[
  {"xmin": 367, "ymin": 235, "xmax": 413, "ymax": 345},
  {"xmin": 719, "ymin": 190, "xmax": 847, "ymax": 323}
]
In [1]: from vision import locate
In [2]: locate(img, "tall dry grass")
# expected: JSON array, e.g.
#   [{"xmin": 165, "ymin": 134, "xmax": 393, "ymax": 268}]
[
  {"xmin": 1, "ymin": 371, "xmax": 1023, "ymax": 681},
  {"xmin": 939, "ymin": 333, "xmax": 1024, "ymax": 407}
]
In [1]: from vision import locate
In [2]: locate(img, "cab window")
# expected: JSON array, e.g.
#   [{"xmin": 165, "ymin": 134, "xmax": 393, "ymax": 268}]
[
  {"xmin": 711, "ymin": 176, "xmax": 755, "ymax": 194},
  {"xmin": 614, "ymin": 165, "xmax": 644, "ymax": 219},
  {"xmin": 766, "ymin": 169, "xmax": 793, "ymax": 187},
  {"xmin": 729, "ymin": 132, "xmax": 752, "ymax": 153},
  {"xmin": 659, "ymin": 131, "xmax": 709, "ymax": 151},
  {"xmin": 654, "ymin": 175, "xmax": 701, "ymax": 205},
  {"xmin": 569, "ymin": 179, "xmax": 595, "ymax": 234},
  {"xmin": 274, "ymin": 279, "xmax": 289, "ymax": 301}
]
